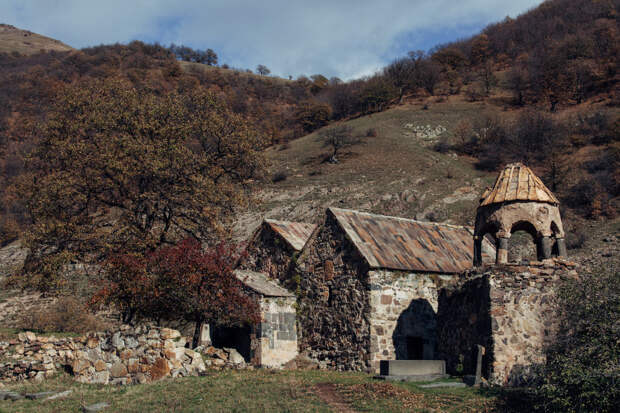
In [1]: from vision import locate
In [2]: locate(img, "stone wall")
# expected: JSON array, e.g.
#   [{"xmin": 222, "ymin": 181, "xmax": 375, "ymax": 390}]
[
  {"xmin": 297, "ymin": 214, "xmax": 371, "ymax": 371},
  {"xmin": 255, "ymin": 296, "xmax": 298, "ymax": 367},
  {"xmin": 437, "ymin": 259, "xmax": 578, "ymax": 385},
  {"xmin": 368, "ymin": 270, "xmax": 454, "ymax": 373},
  {"xmin": 242, "ymin": 225, "xmax": 296, "ymax": 288},
  {"xmin": 0, "ymin": 326, "xmax": 251, "ymax": 385}
]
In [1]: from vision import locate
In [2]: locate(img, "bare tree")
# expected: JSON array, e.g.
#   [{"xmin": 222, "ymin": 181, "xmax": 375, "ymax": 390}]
[
  {"xmin": 384, "ymin": 57, "xmax": 415, "ymax": 103},
  {"xmin": 317, "ymin": 125, "xmax": 363, "ymax": 163}
]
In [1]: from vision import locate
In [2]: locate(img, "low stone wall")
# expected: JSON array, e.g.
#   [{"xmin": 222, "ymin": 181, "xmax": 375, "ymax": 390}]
[
  {"xmin": 0, "ymin": 326, "xmax": 248, "ymax": 385},
  {"xmin": 437, "ymin": 259, "xmax": 578, "ymax": 386}
]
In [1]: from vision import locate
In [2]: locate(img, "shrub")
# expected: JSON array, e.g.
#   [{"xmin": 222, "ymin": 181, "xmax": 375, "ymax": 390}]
[
  {"xmin": 365, "ymin": 128, "xmax": 377, "ymax": 137},
  {"xmin": 272, "ymin": 171, "xmax": 288, "ymax": 183},
  {"xmin": 433, "ymin": 136, "xmax": 451, "ymax": 154},
  {"xmin": 19, "ymin": 296, "xmax": 107, "ymax": 334},
  {"xmin": 533, "ymin": 268, "xmax": 620, "ymax": 412}
]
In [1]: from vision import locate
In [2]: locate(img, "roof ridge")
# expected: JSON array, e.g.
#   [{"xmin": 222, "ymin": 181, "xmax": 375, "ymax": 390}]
[{"xmin": 327, "ymin": 207, "xmax": 471, "ymax": 230}]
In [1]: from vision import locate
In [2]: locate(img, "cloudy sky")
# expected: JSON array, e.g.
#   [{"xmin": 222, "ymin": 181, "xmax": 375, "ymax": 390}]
[{"xmin": 2, "ymin": 0, "xmax": 544, "ymax": 79}]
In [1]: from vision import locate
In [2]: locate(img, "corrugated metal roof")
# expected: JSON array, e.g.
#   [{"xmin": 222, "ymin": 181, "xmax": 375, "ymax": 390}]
[
  {"xmin": 264, "ymin": 219, "xmax": 317, "ymax": 251},
  {"xmin": 480, "ymin": 163, "xmax": 559, "ymax": 206},
  {"xmin": 234, "ymin": 269, "xmax": 294, "ymax": 297},
  {"xmin": 328, "ymin": 207, "xmax": 494, "ymax": 274}
]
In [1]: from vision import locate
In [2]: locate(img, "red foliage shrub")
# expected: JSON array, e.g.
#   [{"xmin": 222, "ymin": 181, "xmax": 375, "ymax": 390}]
[{"xmin": 91, "ymin": 238, "xmax": 260, "ymax": 347}]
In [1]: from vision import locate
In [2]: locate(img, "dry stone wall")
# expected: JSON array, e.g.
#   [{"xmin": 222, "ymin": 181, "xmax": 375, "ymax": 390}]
[
  {"xmin": 437, "ymin": 259, "xmax": 578, "ymax": 386},
  {"xmin": 0, "ymin": 326, "xmax": 249, "ymax": 385},
  {"xmin": 297, "ymin": 215, "xmax": 371, "ymax": 371}
]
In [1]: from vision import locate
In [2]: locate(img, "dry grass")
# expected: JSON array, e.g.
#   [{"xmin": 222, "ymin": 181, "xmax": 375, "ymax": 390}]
[
  {"xmin": 0, "ymin": 370, "xmax": 496, "ymax": 413},
  {"xmin": 0, "ymin": 24, "xmax": 73, "ymax": 56}
]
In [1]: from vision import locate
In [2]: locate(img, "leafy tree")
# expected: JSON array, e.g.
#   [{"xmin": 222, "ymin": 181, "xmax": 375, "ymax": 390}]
[
  {"xmin": 18, "ymin": 78, "xmax": 265, "ymax": 291},
  {"xmin": 256, "ymin": 64, "xmax": 270, "ymax": 76},
  {"xmin": 294, "ymin": 100, "xmax": 332, "ymax": 133},
  {"xmin": 317, "ymin": 125, "xmax": 363, "ymax": 163},
  {"xmin": 92, "ymin": 238, "xmax": 261, "ymax": 347}
]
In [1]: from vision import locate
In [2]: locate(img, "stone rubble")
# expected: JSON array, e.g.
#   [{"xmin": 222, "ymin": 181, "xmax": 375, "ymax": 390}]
[{"xmin": 0, "ymin": 325, "xmax": 249, "ymax": 385}]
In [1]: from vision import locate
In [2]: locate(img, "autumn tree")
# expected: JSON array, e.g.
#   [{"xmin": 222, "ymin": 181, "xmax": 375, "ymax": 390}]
[
  {"xmin": 18, "ymin": 77, "xmax": 265, "ymax": 291},
  {"xmin": 256, "ymin": 64, "xmax": 270, "ymax": 76},
  {"xmin": 92, "ymin": 238, "xmax": 260, "ymax": 347},
  {"xmin": 294, "ymin": 100, "xmax": 332, "ymax": 133},
  {"xmin": 317, "ymin": 125, "xmax": 363, "ymax": 163},
  {"xmin": 384, "ymin": 57, "xmax": 415, "ymax": 103}
]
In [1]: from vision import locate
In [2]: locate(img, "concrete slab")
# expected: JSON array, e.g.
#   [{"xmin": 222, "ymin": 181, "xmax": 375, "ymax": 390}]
[
  {"xmin": 379, "ymin": 360, "xmax": 446, "ymax": 376},
  {"xmin": 420, "ymin": 382, "xmax": 467, "ymax": 388},
  {"xmin": 375, "ymin": 373, "xmax": 449, "ymax": 382}
]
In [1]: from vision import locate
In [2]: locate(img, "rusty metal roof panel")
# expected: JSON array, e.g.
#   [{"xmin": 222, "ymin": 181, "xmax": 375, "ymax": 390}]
[
  {"xmin": 264, "ymin": 219, "xmax": 317, "ymax": 251},
  {"xmin": 480, "ymin": 163, "xmax": 559, "ymax": 206},
  {"xmin": 234, "ymin": 269, "xmax": 294, "ymax": 297},
  {"xmin": 328, "ymin": 207, "xmax": 494, "ymax": 274}
]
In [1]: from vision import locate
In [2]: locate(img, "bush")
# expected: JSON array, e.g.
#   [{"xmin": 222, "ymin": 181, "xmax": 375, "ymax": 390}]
[
  {"xmin": 365, "ymin": 128, "xmax": 377, "ymax": 137},
  {"xmin": 531, "ymin": 267, "xmax": 620, "ymax": 412},
  {"xmin": 19, "ymin": 296, "xmax": 107, "ymax": 334},
  {"xmin": 272, "ymin": 171, "xmax": 288, "ymax": 183}
]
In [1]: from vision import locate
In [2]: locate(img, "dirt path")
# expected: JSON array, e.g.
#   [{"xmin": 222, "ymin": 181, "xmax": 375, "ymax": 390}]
[{"xmin": 312, "ymin": 383, "xmax": 358, "ymax": 413}]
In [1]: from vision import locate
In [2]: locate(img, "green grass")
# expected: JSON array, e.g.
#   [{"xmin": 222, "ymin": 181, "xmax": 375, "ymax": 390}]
[{"xmin": 0, "ymin": 370, "xmax": 496, "ymax": 412}]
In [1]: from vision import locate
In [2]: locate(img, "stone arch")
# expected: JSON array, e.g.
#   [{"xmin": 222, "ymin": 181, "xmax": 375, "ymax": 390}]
[
  {"xmin": 508, "ymin": 221, "xmax": 539, "ymax": 262},
  {"xmin": 473, "ymin": 222, "xmax": 498, "ymax": 266},
  {"xmin": 392, "ymin": 299, "xmax": 437, "ymax": 360}
]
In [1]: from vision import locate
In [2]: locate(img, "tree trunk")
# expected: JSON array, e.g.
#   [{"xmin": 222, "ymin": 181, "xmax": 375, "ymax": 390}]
[{"xmin": 192, "ymin": 317, "xmax": 204, "ymax": 349}]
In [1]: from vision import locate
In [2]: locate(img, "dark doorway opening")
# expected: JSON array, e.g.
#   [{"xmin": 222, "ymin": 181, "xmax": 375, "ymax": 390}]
[
  {"xmin": 393, "ymin": 298, "xmax": 437, "ymax": 360},
  {"xmin": 406, "ymin": 336, "xmax": 424, "ymax": 360},
  {"xmin": 211, "ymin": 324, "xmax": 252, "ymax": 361}
]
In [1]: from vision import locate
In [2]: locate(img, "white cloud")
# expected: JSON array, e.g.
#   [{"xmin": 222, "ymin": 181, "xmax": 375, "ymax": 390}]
[{"xmin": 1, "ymin": 0, "xmax": 544, "ymax": 79}]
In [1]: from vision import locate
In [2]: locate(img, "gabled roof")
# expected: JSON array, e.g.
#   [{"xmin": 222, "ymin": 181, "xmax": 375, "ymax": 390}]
[
  {"xmin": 328, "ymin": 207, "xmax": 494, "ymax": 274},
  {"xmin": 480, "ymin": 163, "xmax": 559, "ymax": 206},
  {"xmin": 234, "ymin": 269, "xmax": 294, "ymax": 297},
  {"xmin": 264, "ymin": 219, "xmax": 316, "ymax": 251}
]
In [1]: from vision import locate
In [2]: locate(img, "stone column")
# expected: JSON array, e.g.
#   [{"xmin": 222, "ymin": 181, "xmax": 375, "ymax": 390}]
[
  {"xmin": 540, "ymin": 236, "xmax": 552, "ymax": 259},
  {"xmin": 496, "ymin": 237, "xmax": 509, "ymax": 264},
  {"xmin": 556, "ymin": 238, "xmax": 567, "ymax": 257},
  {"xmin": 473, "ymin": 236, "xmax": 482, "ymax": 266}
]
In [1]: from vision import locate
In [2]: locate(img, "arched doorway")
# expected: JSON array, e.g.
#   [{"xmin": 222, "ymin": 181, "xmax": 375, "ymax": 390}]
[{"xmin": 392, "ymin": 299, "xmax": 437, "ymax": 360}]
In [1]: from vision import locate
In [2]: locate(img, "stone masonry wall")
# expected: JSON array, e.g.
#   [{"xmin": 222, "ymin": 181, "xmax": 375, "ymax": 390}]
[
  {"xmin": 437, "ymin": 274, "xmax": 493, "ymax": 378},
  {"xmin": 0, "ymin": 326, "xmax": 250, "ymax": 385},
  {"xmin": 297, "ymin": 214, "xmax": 371, "ymax": 371},
  {"xmin": 256, "ymin": 296, "xmax": 298, "ymax": 367},
  {"xmin": 242, "ymin": 225, "xmax": 297, "ymax": 288},
  {"xmin": 438, "ymin": 259, "xmax": 578, "ymax": 386},
  {"xmin": 368, "ymin": 270, "xmax": 455, "ymax": 373}
]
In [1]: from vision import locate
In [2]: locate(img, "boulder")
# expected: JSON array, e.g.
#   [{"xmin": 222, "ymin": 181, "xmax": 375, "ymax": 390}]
[
  {"xmin": 160, "ymin": 328, "xmax": 180, "ymax": 340},
  {"xmin": 225, "ymin": 348, "xmax": 245, "ymax": 365},
  {"xmin": 109, "ymin": 362, "xmax": 128, "ymax": 378}
]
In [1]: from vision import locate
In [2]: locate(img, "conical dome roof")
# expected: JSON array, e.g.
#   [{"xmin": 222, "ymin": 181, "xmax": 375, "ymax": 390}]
[{"xmin": 480, "ymin": 163, "xmax": 559, "ymax": 206}]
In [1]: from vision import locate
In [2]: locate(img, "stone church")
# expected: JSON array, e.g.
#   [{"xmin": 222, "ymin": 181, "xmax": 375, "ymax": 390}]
[{"xmin": 234, "ymin": 162, "xmax": 575, "ymax": 385}]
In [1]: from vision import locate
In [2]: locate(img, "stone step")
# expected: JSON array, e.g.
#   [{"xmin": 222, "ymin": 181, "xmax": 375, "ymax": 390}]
[{"xmin": 379, "ymin": 360, "xmax": 446, "ymax": 376}]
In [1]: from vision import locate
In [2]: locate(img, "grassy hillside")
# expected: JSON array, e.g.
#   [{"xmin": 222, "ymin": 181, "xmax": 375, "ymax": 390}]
[
  {"xmin": 0, "ymin": 24, "xmax": 73, "ymax": 56},
  {"xmin": 235, "ymin": 98, "xmax": 500, "ymax": 237}
]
